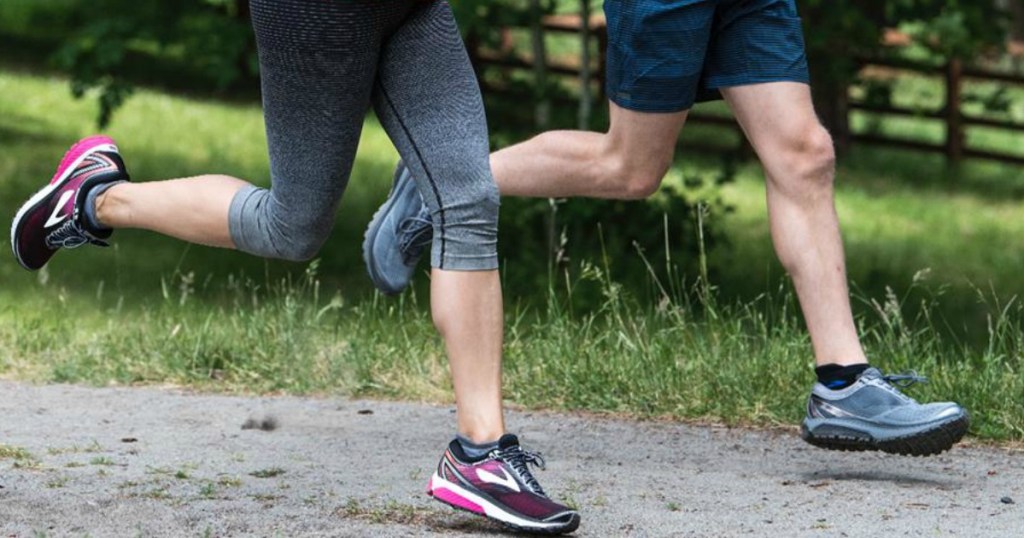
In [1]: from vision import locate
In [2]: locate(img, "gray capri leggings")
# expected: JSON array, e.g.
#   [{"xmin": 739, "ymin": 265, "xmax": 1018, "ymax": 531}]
[{"xmin": 230, "ymin": 0, "xmax": 499, "ymax": 270}]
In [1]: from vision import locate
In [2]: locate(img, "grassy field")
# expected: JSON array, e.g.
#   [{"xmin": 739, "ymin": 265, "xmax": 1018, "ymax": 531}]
[{"xmin": 1, "ymin": 67, "xmax": 1023, "ymax": 441}]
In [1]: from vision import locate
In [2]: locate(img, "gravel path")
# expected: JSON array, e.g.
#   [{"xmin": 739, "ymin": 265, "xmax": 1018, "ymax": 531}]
[{"xmin": 0, "ymin": 382, "xmax": 1021, "ymax": 537}]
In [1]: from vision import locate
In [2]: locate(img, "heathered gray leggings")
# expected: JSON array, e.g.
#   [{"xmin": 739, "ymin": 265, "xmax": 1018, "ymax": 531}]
[{"xmin": 230, "ymin": 0, "xmax": 499, "ymax": 270}]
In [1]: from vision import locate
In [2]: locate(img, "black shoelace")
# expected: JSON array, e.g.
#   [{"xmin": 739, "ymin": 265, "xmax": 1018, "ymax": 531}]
[
  {"xmin": 397, "ymin": 209, "xmax": 432, "ymax": 265},
  {"xmin": 495, "ymin": 445, "xmax": 547, "ymax": 496},
  {"xmin": 883, "ymin": 370, "xmax": 928, "ymax": 389},
  {"xmin": 45, "ymin": 220, "xmax": 108, "ymax": 249}
]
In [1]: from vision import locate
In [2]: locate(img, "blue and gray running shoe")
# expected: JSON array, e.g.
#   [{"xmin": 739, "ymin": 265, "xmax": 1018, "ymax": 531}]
[
  {"xmin": 801, "ymin": 368, "xmax": 969, "ymax": 456},
  {"xmin": 362, "ymin": 161, "xmax": 433, "ymax": 294}
]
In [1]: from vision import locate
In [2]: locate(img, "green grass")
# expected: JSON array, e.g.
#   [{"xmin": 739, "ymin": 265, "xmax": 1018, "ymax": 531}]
[{"xmin": 1, "ymin": 68, "xmax": 1024, "ymax": 441}]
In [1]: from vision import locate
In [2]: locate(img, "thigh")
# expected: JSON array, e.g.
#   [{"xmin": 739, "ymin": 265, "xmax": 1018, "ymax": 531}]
[
  {"xmin": 604, "ymin": 0, "xmax": 717, "ymax": 113},
  {"xmin": 250, "ymin": 0, "xmax": 403, "ymax": 218},
  {"xmin": 372, "ymin": 1, "xmax": 494, "ymax": 211},
  {"xmin": 701, "ymin": 0, "xmax": 810, "ymax": 95},
  {"xmin": 607, "ymin": 100, "xmax": 688, "ymax": 174},
  {"xmin": 721, "ymin": 82, "xmax": 818, "ymax": 153}
]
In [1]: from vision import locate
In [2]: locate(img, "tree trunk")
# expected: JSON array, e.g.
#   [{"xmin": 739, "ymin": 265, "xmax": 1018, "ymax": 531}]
[
  {"xmin": 529, "ymin": 0, "xmax": 551, "ymax": 129},
  {"xmin": 578, "ymin": 0, "xmax": 593, "ymax": 131}
]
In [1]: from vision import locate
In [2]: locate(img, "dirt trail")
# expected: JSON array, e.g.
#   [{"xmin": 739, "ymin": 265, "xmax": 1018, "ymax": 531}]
[{"xmin": 1, "ymin": 381, "xmax": 1021, "ymax": 537}]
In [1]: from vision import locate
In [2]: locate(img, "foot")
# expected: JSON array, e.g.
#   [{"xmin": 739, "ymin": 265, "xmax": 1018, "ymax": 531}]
[
  {"xmin": 11, "ymin": 136, "xmax": 129, "ymax": 271},
  {"xmin": 362, "ymin": 161, "xmax": 432, "ymax": 295},
  {"xmin": 801, "ymin": 367, "xmax": 969, "ymax": 456},
  {"xmin": 427, "ymin": 433, "xmax": 580, "ymax": 534}
]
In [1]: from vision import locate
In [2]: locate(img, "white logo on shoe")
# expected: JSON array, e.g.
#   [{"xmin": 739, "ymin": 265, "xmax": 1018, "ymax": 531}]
[
  {"xmin": 477, "ymin": 467, "xmax": 520, "ymax": 493},
  {"xmin": 44, "ymin": 191, "xmax": 75, "ymax": 228}
]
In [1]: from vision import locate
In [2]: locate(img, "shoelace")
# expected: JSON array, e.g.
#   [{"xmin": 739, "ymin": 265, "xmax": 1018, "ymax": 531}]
[
  {"xmin": 45, "ymin": 220, "xmax": 108, "ymax": 249},
  {"xmin": 883, "ymin": 370, "xmax": 928, "ymax": 389},
  {"xmin": 495, "ymin": 445, "xmax": 547, "ymax": 496},
  {"xmin": 397, "ymin": 208, "xmax": 433, "ymax": 265}
]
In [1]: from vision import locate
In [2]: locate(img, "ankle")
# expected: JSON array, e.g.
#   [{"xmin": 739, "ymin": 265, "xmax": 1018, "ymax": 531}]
[
  {"xmin": 815, "ymin": 362, "xmax": 870, "ymax": 390},
  {"xmin": 91, "ymin": 182, "xmax": 128, "ymax": 229}
]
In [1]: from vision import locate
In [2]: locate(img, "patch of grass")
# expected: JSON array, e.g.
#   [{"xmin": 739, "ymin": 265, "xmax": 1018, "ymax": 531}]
[
  {"xmin": 198, "ymin": 482, "xmax": 217, "ymax": 499},
  {"xmin": 217, "ymin": 475, "xmax": 242, "ymax": 487},
  {"xmin": 45, "ymin": 475, "xmax": 69, "ymax": 488},
  {"xmin": 89, "ymin": 457, "xmax": 115, "ymax": 466},
  {"xmin": 0, "ymin": 444, "xmax": 35, "ymax": 461},
  {"xmin": 338, "ymin": 498, "xmax": 442, "ymax": 526},
  {"xmin": 249, "ymin": 467, "xmax": 286, "ymax": 479},
  {"xmin": 144, "ymin": 486, "xmax": 171, "ymax": 500}
]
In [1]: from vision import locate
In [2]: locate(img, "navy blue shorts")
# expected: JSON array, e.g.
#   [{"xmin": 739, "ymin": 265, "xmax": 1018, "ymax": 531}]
[{"xmin": 604, "ymin": 0, "xmax": 811, "ymax": 113}]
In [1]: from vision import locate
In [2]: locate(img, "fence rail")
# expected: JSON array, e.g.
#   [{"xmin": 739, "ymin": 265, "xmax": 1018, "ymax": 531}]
[{"xmin": 467, "ymin": 14, "xmax": 1024, "ymax": 167}]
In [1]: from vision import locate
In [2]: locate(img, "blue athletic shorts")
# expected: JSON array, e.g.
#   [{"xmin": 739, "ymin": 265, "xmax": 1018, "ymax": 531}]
[{"xmin": 604, "ymin": 0, "xmax": 811, "ymax": 113}]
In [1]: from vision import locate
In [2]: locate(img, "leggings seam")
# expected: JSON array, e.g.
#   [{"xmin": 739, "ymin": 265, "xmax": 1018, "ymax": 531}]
[{"xmin": 377, "ymin": 82, "xmax": 447, "ymax": 269}]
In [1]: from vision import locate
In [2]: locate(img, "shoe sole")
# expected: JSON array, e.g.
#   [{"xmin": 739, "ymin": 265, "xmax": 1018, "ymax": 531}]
[
  {"xmin": 428, "ymin": 472, "xmax": 580, "ymax": 535},
  {"xmin": 361, "ymin": 162, "xmax": 416, "ymax": 295},
  {"xmin": 10, "ymin": 137, "xmax": 119, "ymax": 270},
  {"xmin": 801, "ymin": 411, "xmax": 970, "ymax": 457}
]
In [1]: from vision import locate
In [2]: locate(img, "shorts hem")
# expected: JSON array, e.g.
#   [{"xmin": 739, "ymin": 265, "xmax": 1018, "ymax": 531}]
[
  {"xmin": 608, "ymin": 93, "xmax": 693, "ymax": 114},
  {"xmin": 702, "ymin": 74, "xmax": 811, "ymax": 93},
  {"xmin": 228, "ymin": 184, "xmax": 263, "ymax": 254},
  {"xmin": 430, "ymin": 252, "xmax": 499, "ymax": 272}
]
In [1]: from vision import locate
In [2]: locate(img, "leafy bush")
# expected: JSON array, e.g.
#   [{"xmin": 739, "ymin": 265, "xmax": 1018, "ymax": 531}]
[{"xmin": 50, "ymin": 0, "xmax": 255, "ymax": 127}]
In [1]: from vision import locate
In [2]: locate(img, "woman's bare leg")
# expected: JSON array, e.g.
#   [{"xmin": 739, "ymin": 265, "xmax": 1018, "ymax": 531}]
[{"xmin": 95, "ymin": 175, "xmax": 248, "ymax": 248}]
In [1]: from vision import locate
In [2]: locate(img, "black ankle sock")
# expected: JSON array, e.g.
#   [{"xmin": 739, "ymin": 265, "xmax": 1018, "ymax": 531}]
[
  {"xmin": 815, "ymin": 363, "xmax": 870, "ymax": 390},
  {"xmin": 456, "ymin": 434, "xmax": 499, "ymax": 462},
  {"xmin": 83, "ymin": 180, "xmax": 125, "ymax": 232}
]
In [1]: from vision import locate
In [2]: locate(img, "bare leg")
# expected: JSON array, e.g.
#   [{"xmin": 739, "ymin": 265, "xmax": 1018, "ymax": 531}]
[
  {"xmin": 95, "ymin": 175, "xmax": 249, "ymax": 249},
  {"xmin": 490, "ymin": 103, "xmax": 688, "ymax": 199},
  {"xmin": 722, "ymin": 82, "xmax": 867, "ymax": 366},
  {"xmin": 431, "ymin": 269, "xmax": 505, "ymax": 443}
]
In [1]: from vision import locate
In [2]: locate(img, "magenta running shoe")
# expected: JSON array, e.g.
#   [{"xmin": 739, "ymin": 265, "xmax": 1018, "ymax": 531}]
[
  {"xmin": 427, "ymin": 433, "xmax": 580, "ymax": 534},
  {"xmin": 11, "ymin": 136, "xmax": 129, "ymax": 270}
]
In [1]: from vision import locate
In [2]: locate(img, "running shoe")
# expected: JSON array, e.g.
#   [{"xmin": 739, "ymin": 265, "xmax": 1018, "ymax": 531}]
[
  {"xmin": 427, "ymin": 433, "xmax": 580, "ymax": 534},
  {"xmin": 802, "ymin": 367, "xmax": 969, "ymax": 456},
  {"xmin": 11, "ymin": 136, "xmax": 129, "ymax": 271},
  {"xmin": 362, "ymin": 160, "xmax": 432, "ymax": 295}
]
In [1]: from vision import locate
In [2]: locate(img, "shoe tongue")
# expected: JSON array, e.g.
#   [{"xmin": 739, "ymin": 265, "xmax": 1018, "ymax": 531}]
[
  {"xmin": 497, "ymin": 433, "xmax": 520, "ymax": 450},
  {"xmin": 859, "ymin": 367, "xmax": 883, "ymax": 380}
]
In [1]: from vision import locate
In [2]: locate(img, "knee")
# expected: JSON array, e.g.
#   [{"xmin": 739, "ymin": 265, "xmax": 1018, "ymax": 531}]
[
  {"xmin": 599, "ymin": 150, "xmax": 672, "ymax": 200},
  {"xmin": 771, "ymin": 125, "xmax": 836, "ymax": 191},
  {"xmin": 275, "ymin": 230, "xmax": 328, "ymax": 262},
  {"xmin": 431, "ymin": 173, "xmax": 501, "ymax": 270},
  {"xmin": 231, "ymin": 186, "xmax": 334, "ymax": 262}
]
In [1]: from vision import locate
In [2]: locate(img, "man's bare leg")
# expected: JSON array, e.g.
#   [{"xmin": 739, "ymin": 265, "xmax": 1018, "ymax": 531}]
[
  {"xmin": 722, "ymin": 82, "xmax": 867, "ymax": 367},
  {"xmin": 490, "ymin": 103, "xmax": 688, "ymax": 200}
]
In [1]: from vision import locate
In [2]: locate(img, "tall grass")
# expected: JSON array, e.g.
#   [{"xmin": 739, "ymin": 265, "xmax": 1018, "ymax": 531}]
[{"xmin": 3, "ymin": 244, "xmax": 1022, "ymax": 440}]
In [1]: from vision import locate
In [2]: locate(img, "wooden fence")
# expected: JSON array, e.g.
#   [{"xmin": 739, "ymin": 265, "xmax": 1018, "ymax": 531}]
[
  {"xmin": 849, "ymin": 56, "xmax": 1024, "ymax": 165},
  {"xmin": 467, "ymin": 14, "xmax": 1024, "ymax": 166}
]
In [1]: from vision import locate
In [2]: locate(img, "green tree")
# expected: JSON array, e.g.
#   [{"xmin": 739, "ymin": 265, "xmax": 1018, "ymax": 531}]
[
  {"xmin": 53, "ymin": 0, "xmax": 254, "ymax": 127},
  {"xmin": 802, "ymin": 0, "xmax": 1008, "ymax": 142}
]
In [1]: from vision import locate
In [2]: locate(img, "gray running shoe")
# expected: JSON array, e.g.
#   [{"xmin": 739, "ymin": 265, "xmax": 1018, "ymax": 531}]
[
  {"xmin": 801, "ymin": 368, "xmax": 969, "ymax": 456},
  {"xmin": 362, "ymin": 161, "xmax": 433, "ymax": 295}
]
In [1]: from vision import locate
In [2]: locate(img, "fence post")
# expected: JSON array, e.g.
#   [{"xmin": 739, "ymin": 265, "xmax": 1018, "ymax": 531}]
[
  {"xmin": 945, "ymin": 58, "xmax": 964, "ymax": 164},
  {"xmin": 596, "ymin": 23, "xmax": 608, "ymax": 103}
]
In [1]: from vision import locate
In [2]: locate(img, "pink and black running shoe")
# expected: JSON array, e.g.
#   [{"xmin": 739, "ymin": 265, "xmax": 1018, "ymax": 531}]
[
  {"xmin": 428, "ymin": 434, "xmax": 580, "ymax": 534},
  {"xmin": 11, "ymin": 136, "xmax": 129, "ymax": 271}
]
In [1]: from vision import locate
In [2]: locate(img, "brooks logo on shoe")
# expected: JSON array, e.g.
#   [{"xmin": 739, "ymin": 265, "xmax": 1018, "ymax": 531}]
[
  {"xmin": 44, "ymin": 191, "xmax": 75, "ymax": 228},
  {"xmin": 476, "ymin": 467, "xmax": 520, "ymax": 492}
]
